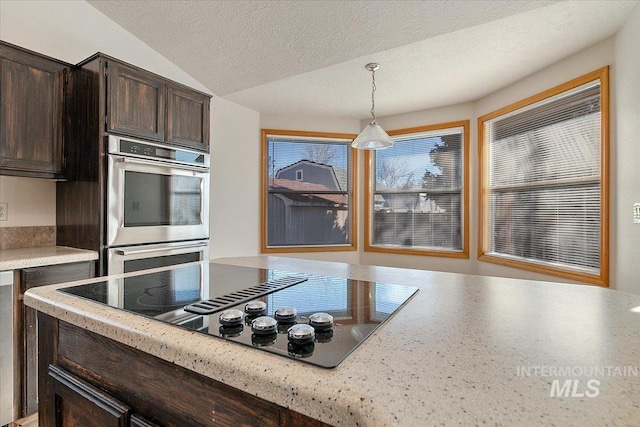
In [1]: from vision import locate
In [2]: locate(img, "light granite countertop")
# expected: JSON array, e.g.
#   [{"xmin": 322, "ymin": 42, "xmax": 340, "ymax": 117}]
[
  {"xmin": 0, "ymin": 246, "xmax": 98, "ymax": 270},
  {"xmin": 24, "ymin": 256, "xmax": 640, "ymax": 426}
]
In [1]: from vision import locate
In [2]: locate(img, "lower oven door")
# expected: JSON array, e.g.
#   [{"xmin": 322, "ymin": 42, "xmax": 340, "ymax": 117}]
[
  {"xmin": 106, "ymin": 153, "xmax": 209, "ymax": 247},
  {"xmin": 107, "ymin": 240, "xmax": 210, "ymax": 275},
  {"xmin": 105, "ymin": 241, "xmax": 209, "ymax": 324}
]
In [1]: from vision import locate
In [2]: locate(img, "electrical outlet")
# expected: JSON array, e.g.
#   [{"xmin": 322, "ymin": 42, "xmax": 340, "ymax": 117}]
[
  {"xmin": 634, "ymin": 203, "xmax": 640, "ymax": 224},
  {"xmin": 0, "ymin": 203, "xmax": 7, "ymax": 221}
]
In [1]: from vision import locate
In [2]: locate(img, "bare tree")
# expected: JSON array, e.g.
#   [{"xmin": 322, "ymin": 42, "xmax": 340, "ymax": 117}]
[
  {"xmin": 377, "ymin": 158, "xmax": 416, "ymax": 190},
  {"xmin": 303, "ymin": 143, "xmax": 337, "ymax": 165}
]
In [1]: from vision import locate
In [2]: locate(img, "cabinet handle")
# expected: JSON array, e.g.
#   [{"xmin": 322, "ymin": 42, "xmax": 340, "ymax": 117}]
[
  {"xmin": 115, "ymin": 242, "xmax": 208, "ymax": 256},
  {"xmin": 119, "ymin": 157, "xmax": 209, "ymax": 173}
]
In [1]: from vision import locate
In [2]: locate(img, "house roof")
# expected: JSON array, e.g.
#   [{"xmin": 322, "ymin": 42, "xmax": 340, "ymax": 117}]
[
  {"xmin": 269, "ymin": 178, "xmax": 348, "ymax": 205},
  {"xmin": 276, "ymin": 160, "xmax": 348, "ymax": 191}
]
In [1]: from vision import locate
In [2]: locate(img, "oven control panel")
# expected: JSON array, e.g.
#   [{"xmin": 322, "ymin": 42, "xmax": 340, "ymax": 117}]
[{"xmin": 109, "ymin": 135, "xmax": 209, "ymax": 168}]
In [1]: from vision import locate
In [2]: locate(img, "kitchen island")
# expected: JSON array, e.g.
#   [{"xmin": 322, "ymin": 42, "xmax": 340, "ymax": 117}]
[{"xmin": 25, "ymin": 256, "xmax": 640, "ymax": 426}]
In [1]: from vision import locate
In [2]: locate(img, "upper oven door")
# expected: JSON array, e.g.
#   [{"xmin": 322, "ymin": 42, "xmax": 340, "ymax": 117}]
[{"xmin": 107, "ymin": 150, "xmax": 210, "ymax": 247}]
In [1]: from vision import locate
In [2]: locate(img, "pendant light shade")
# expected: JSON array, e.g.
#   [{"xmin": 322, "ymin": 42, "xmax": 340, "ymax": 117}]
[
  {"xmin": 352, "ymin": 63, "xmax": 393, "ymax": 150},
  {"xmin": 351, "ymin": 121, "xmax": 394, "ymax": 149}
]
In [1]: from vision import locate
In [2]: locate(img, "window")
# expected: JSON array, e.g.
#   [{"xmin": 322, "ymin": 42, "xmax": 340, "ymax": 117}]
[
  {"xmin": 364, "ymin": 121, "xmax": 469, "ymax": 257},
  {"xmin": 478, "ymin": 67, "xmax": 609, "ymax": 286},
  {"xmin": 261, "ymin": 129, "xmax": 357, "ymax": 252}
]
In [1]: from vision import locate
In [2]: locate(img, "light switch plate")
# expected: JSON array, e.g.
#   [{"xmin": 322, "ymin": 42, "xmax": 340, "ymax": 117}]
[
  {"xmin": 634, "ymin": 203, "xmax": 640, "ymax": 224},
  {"xmin": 0, "ymin": 203, "xmax": 7, "ymax": 221}
]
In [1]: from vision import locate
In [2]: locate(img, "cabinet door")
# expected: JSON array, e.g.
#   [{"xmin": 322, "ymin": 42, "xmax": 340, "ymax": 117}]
[
  {"xmin": 0, "ymin": 43, "xmax": 65, "ymax": 178},
  {"xmin": 19, "ymin": 261, "xmax": 96, "ymax": 417},
  {"xmin": 166, "ymin": 85, "xmax": 210, "ymax": 151},
  {"xmin": 107, "ymin": 62, "xmax": 165, "ymax": 141},
  {"xmin": 48, "ymin": 365, "xmax": 130, "ymax": 427}
]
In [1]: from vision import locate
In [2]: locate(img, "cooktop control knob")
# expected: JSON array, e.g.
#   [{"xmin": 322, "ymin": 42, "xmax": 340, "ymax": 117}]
[
  {"xmin": 287, "ymin": 324, "xmax": 315, "ymax": 346},
  {"xmin": 274, "ymin": 306, "xmax": 297, "ymax": 323},
  {"xmin": 251, "ymin": 316, "xmax": 278, "ymax": 335},
  {"xmin": 244, "ymin": 300, "xmax": 267, "ymax": 317},
  {"xmin": 309, "ymin": 312, "xmax": 334, "ymax": 331},
  {"xmin": 219, "ymin": 309, "xmax": 244, "ymax": 327}
]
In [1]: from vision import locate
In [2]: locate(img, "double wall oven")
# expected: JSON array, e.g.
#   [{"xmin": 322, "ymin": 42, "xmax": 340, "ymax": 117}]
[{"xmin": 105, "ymin": 135, "xmax": 210, "ymax": 275}]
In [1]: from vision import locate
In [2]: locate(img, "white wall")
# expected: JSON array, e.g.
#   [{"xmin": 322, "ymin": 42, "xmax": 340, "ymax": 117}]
[
  {"xmin": 209, "ymin": 97, "xmax": 261, "ymax": 258},
  {"xmin": 0, "ymin": 176, "xmax": 55, "ymax": 227},
  {"xmin": 613, "ymin": 3, "xmax": 640, "ymax": 294}
]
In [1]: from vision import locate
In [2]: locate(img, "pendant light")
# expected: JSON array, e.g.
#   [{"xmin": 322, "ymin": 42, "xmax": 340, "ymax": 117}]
[{"xmin": 351, "ymin": 63, "xmax": 394, "ymax": 150}]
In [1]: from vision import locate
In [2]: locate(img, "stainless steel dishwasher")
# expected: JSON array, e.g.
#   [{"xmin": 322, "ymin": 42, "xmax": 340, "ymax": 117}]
[{"xmin": 0, "ymin": 270, "xmax": 14, "ymax": 426}]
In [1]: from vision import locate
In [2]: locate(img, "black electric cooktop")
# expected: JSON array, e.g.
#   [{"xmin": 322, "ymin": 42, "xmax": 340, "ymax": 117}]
[{"xmin": 60, "ymin": 262, "xmax": 418, "ymax": 368}]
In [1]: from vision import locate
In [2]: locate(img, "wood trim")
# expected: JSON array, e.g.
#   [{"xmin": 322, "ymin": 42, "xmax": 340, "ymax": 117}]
[
  {"xmin": 477, "ymin": 116, "xmax": 488, "ymax": 266},
  {"xmin": 364, "ymin": 120, "xmax": 470, "ymax": 258},
  {"xmin": 477, "ymin": 67, "xmax": 609, "ymax": 123},
  {"xmin": 600, "ymin": 66, "xmax": 610, "ymax": 288},
  {"xmin": 477, "ymin": 66, "xmax": 610, "ymax": 287},
  {"xmin": 260, "ymin": 129, "xmax": 358, "ymax": 253}
]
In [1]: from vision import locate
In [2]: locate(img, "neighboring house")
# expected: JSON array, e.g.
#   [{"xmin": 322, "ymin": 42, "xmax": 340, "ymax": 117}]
[
  {"xmin": 275, "ymin": 160, "xmax": 347, "ymax": 191},
  {"xmin": 267, "ymin": 160, "xmax": 349, "ymax": 246}
]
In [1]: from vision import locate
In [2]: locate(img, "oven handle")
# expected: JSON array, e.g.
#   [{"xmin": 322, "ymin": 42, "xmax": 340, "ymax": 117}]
[
  {"xmin": 119, "ymin": 157, "xmax": 209, "ymax": 173},
  {"xmin": 115, "ymin": 242, "xmax": 209, "ymax": 256}
]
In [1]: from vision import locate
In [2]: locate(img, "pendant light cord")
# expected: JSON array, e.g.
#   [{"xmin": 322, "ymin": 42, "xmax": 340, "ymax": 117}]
[{"xmin": 370, "ymin": 68, "xmax": 377, "ymax": 123}]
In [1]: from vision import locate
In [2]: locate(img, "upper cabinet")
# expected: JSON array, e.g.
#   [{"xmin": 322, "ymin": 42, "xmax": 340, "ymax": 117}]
[
  {"xmin": 166, "ymin": 85, "xmax": 210, "ymax": 151},
  {"xmin": 0, "ymin": 45, "xmax": 211, "ymax": 181},
  {"xmin": 0, "ymin": 42, "xmax": 70, "ymax": 178},
  {"xmin": 101, "ymin": 56, "xmax": 210, "ymax": 152},
  {"xmin": 107, "ymin": 62, "xmax": 166, "ymax": 142}
]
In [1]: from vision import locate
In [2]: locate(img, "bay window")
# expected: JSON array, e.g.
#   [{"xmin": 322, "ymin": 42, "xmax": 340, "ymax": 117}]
[
  {"xmin": 365, "ymin": 121, "xmax": 469, "ymax": 257},
  {"xmin": 478, "ymin": 67, "xmax": 609, "ymax": 286},
  {"xmin": 261, "ymin": 129, "xmax": 357, "ymax": 252}
]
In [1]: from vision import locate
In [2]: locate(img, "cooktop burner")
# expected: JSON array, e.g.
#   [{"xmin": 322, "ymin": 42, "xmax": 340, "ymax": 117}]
[{"xmin": 59, "ymin": 263, "xmax": 418, "ymax": 368}]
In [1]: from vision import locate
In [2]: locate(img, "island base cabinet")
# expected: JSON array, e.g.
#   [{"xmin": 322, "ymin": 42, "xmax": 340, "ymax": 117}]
[
  {"xmin": 48, "ymin": 365, "xmax": 130, "ymax": 426},
  {"xmin": 38, "ymin": 314, "xmax": 330, "ymax": 427}
]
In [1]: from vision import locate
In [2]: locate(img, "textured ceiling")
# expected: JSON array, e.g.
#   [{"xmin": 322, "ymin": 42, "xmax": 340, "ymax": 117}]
[{"xmin": 87, "ymin": 0, "xmax": 637, "ymax": 119}]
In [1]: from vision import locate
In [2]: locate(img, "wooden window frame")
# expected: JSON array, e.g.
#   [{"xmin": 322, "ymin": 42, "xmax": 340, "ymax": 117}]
[
  {"xmin": 477, "ymin": 67, "xmax": 610, "ymax": 286},
  {"xmin": 364, "ymin": 120, "xmax": 470, "ymax": 258},
  {"xmin": 261, "ymin": 129, "xmax": 358, "ymax": 253}
]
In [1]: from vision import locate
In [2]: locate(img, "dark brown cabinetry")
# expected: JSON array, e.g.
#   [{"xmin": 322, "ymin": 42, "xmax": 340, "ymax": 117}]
[
  {"xmin": 57, "ymin": 54, "xmax": 211, "ymax": 274},
  {"xmin": 0, "ymin": 42, "xmax": 70, "ymax": 178},
  {"xmin": 48, "ymin": 365, "xmax": 130, "ymax": 427},
  {"xmin": 166, "ymin": 84, "xmax": 210, "ymax": 151},
  {"xmin": 38, "ymin": 315, "xmax": 330, "ymax": 427},
  {"xmin": 82, "ymin": 53, "xmax": 210, "ymax": 151},
  {"xmin": 16, "ymin": 261, "xmax": 95, "ymax": 418},
  {"xmin": 107, "ymin": 62, "xmax": 165, "ymax": 142}
]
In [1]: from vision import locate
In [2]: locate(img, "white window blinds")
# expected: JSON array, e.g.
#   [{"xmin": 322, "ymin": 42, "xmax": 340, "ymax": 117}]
[
  {"xmin": 484, "ymin": 81, "xmax": 602, "ymax": 275},
  {"xmin": 370, "ymin": 125, "xmax": 465, "ymax": 253}
]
